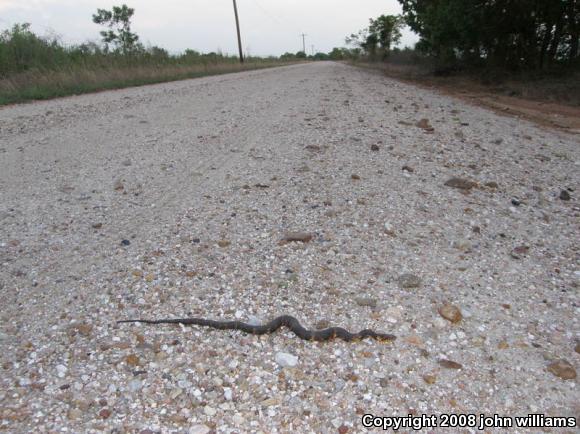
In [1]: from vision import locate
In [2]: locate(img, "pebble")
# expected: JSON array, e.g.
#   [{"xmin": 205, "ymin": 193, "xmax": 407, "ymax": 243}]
[
  {"xmin": 189, "ymin": 424, "xmax": 211, "ymax": 434},
  {"xmin": 67, "ymin": 408, "xmax": 83, "ymax": 420},
  {"xmin": 559, "ymin": 190, "xmax": 571, "ymax": 201},
  {"xmin": 56, "ymin": 364, "xmax": 67, "ymax": 378},
  {"xmin": 279, "ymin": 232, "xmax": 314, "ymax": 244},
  {"xmin": 355, "ymin": 297, "xmax": 377, "ymax": 308},
  {"xmin": 247, "ymin": 316, "xmax": 263, "ymax": 326},
  {"xmin": 128, "ymin": 379, "xmax": 142, "ymax": 392},
  {"xmin": 113, "ymin": 179, "xmax": 124, "ymax": 191},
  {"xmin": 126, "ymin": 354, "xmax": 140, "ymax": 366},
  {"xmin": 275, "ymin": 352, "xmax": 298, "ymax": 367},
  {"xmin": 452, "ymin": 239, "xmax": 472, "ymax": 251},
  {"xmin": 370, "ymin": 144, "xmax": 380, "ymax": 151},
  {"xmin": 422, "ymin": 374, "xmax": 437, "ymax": 384},
  {"xmin": 438, "ymin": 359, "xmax": 463, "ymax": 370},
  {"xmin": 121, "ymin": 239, "xmax": 131, "ymax": 246},
  {"xmin": 416, "ymin": 118, "xmax": 434, "ymax": 131},
  {"xmin": 547, "ymin": 360, "xmax": 577, "ymax": 380},
  {"xmin": 438, "ymin": 304, "xmax": 463, "ymax": 323},
  {"xmin": 444, "ymin": 177, "xmax": 477, "ymax": 190},
  {"xmin": 398, "ymin": 273, "xmax": 422, "ymax": 289},
  {"xmin": 224, "ymin": 388, "xmax": 233, "ymax": 401},
  {"xmin": 204, "ymin": 406, "xmax": 217, "ymax": 416}
]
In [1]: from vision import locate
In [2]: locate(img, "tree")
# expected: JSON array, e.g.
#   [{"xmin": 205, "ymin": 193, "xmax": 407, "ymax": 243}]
[
  {"xmin": 328, "ymin": 47, "xmax": 346, "ymax": 60},
  {"xmin": 397, "ymin": 0, "xmax": 580, "ymax": 69},
  {"xmin": 346, "ymin": 15, "xmax": 403, "ymax": 60},
  {"xmin": 280, "ymin": 52, "xmax": 296, "ymax": 60},
  {"xmin": 295, "ymin": 51, "xmax": 307, "ymax": 59},
  {"xmin": 369, "ymin": 15, "xmax": 404, "ymax": 54},
  {"xmin": 92, "ymin": 4, "xmax": 140, "ymax": 54}
]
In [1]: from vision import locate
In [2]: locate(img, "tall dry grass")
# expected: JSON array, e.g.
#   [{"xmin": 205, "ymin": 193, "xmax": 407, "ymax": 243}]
[
  {"xmin": 0, "ymin": 61, "xmax": 290, "ymax": 105},
  {"xmin": 0, "ymin": 23, "xmax": 293, "ymax": 105}
]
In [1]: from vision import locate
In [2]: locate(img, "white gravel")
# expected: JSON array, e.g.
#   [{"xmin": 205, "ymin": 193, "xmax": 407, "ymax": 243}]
[{"xmin": 0, "ymin": 62, "xmax": 578, "ymax": 433}]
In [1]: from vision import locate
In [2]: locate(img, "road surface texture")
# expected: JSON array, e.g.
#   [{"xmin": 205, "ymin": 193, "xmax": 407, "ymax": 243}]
[{"xmin": 0, "ymin": 62, "xmax": 578, "ymax": 433}]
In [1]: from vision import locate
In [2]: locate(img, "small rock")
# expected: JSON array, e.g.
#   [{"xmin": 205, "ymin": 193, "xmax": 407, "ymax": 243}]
[
  {"xmin": 338, "ymin": 425, "xmax": 349, "ymax": 434},
  {"xmin": 575, "ymin": 342, "xmax": 580, "ymax": 354},
  {"xmin": 113, "ymin": 179, "xmax": 124, "ymax": 191},
  {"xmin": 438, "ymin": 359, "xmax": 463, "ymax": 370},
  {"xmin": 68, "ymin": 408, "xmax": 83, "ymax": 420},
  {"xmin": 402, "ymin": 165, "xmax": 414, "ymax": 173},
  {"xmin": 128, "ymin": 379, "xmax": 142, "ymax": 392},
  {"xmin": 370, "ymin": 144, "xmax": 380, "ymax": 152},
  {"xmin": 126, "ymin": 354, "xmax": 140, "ymax": 366},
  {"xmin": 99, "ymin": 408, "xmax": 111, "ymax": 419},
  {"xmin": 355, "ymin": 297, "xmax": 377, "ymax": 308},
  {"xmin": 452, "ymin": 239, "xmax": 472, "ymax": 251},
  {"xmin": 217, "ymin": 240, "xmax": 231, "ymax": 248},
  {"xmin": 121, "ymin": 239, "xmax": 131, "ymax": 246},
  {"xmin": 279, "ymin": 232, "xmax": 314, "ymax": 244},
  {"xmin": 74, "ymin": 323, "xmax": 93, "ymax": 337},
  {"xmin": 92, "ymin": 223, "xmax": 103, "ymax": 230},
  {"xmin": 438, "ymin": 304, "xmax": 463, "ymax": 323},
  {"xmin": 485, "ymin": 181, "xmax": 499, "ymax": 189},
  {"xmin": 203, "ymin": 406, "xmax": 217, "ymax": 416},
  {"xmin": 189, "ymin": 424, "xmax": 211, "ymax": 434},
  {"xmin": 511, "ymin": 245, "xmax": 530, "ymax": 259},
  {"xmin": 559, "ymin": 190, "xmax": 571, "ymax": 201},
  {"xmin": 247, "ymin": 316, "xmax": 263, "ymax": 326},
  {"xmin": 224, "ymin": 388, "xmax": 233, "ymax": 401},
  {"xmin": 444, "ymin": 177, "xmax": 477, "ymax": 190},
  {"xmin": 315, "ymin": 319, "xmax": 331, "ymax": 329},
  {"xmin": 511, "ymin": 198, "xmax": 521, "ymax": 206},
  {"xmin": 275, "ymin": 352, "xmax": 298, "ymax": 367},
  {"xmin": 416, "ymin": 118, "xmax": 434, "ymax": 131},
  {"xmin": 422, "ymin": 374, "xmax": 437, "ymax": 384},
  {"xmin": 56, "ymin": 364, "xmax": 67, "ymax": 378},
  {"xmin": 351, "ymin": 174, "xmax": 361, "ymax": 180},
  {"xmin": 398, "ymin": 274, "xmax": 422, "ymax": 289},
  {"xmin": 547, "ymin": 360, "xmax": 576, "ymax": 380},
  {"xmin": 498, "ymin": 340, "xmax": 509, "ymax": 349}
]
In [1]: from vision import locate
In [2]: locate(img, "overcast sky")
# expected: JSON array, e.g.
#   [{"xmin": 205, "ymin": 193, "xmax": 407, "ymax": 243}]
[{"xmin": 0, "ymin": 0, "xmax": 419, "ymax": 56}]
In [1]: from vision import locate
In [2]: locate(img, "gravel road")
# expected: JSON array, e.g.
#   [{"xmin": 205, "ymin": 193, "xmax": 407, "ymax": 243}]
[{"xmin": 1, "ymin": 62, "xmax": 578, "ymax": 433}]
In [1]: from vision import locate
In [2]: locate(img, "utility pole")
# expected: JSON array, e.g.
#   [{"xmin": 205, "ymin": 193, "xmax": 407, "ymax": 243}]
[
  {"xmin": 233, "ymin": 0, "xmax": 244, "ymax": 63},
  {"xmin": 300, "ymin": 33, "xmax": 307, "ymax": 53}
]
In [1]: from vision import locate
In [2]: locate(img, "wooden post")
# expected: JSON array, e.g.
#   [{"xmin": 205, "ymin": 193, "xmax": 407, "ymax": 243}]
[{"xmin": 233, "ymin": 0, "xmax": 244, "ymax": 63}]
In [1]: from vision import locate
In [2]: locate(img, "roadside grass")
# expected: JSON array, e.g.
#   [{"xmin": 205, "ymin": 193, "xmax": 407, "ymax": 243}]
[{"xmin": 0, "ymin": 61, "xmax": 293, "ymax": 106}]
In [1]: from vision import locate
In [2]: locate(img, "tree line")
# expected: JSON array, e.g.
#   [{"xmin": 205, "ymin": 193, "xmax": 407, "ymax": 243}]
[{"xmin": 347, "ymin": 1, "xmax": 579, "ymax": 70}]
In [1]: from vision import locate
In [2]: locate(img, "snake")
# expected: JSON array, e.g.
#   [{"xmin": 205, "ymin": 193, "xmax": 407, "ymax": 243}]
[{"xmin": 118, "ymin": 315, "xmax": 396, "ymax": 343}]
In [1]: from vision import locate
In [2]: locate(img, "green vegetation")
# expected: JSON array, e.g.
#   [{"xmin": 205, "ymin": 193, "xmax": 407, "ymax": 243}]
[
  {"xmin": 0, "ymin": 4, "xmax": 291, "ymax": 105},
  {"xmin": 346, "ymin": 15, "xmax": 404, "ymax": 60},
  {"xmin": 92, "ymin": 5, "xmax": 140, "ymax": 54},
  {"xmin": 398, "ymin": 0, "xmax": 580, "ymax": 70}
]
